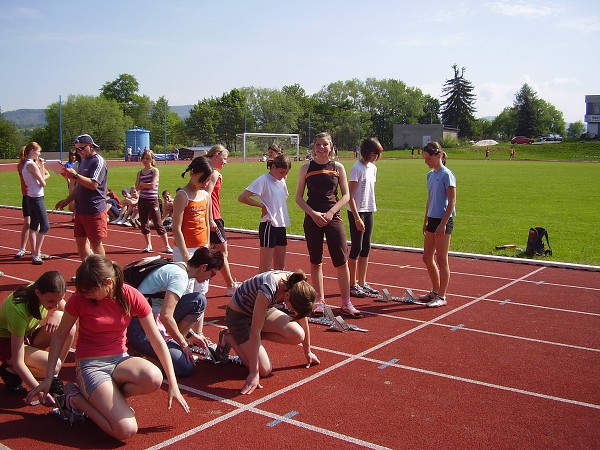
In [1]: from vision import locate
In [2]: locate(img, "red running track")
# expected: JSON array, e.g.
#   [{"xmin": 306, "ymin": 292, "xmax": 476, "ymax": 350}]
[{"xmin": 0, "ymin": 208, "xmax": 599, "ymax": 449}]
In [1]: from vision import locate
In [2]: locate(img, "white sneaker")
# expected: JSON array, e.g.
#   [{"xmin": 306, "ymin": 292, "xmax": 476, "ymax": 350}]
[
  {"xmin": 226, "ymin": 281, "xmax": 241, "ymax": 297},
  {"xmin": 110, "ymin": 218, "xmax": 122, "ymax": 225},
  {"xmin": 427, "ymin": 295, "xmax": 447, "ymax": 308},
  {"xmin": 165, "ymin": 246, "xmax": 173, "ymax": 254},
  {"xmin": 418, "ymin": 291, "xmax": 438, "ymax": 301},
  {"xmin": 122, "ymin": 220, "xmax": 133, "ymax": 227}
]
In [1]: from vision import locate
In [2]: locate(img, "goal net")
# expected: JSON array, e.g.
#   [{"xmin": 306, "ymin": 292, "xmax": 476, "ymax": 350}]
[{"xmin": 235, "ymin": 132, "xmax": 300, "ymax": 162}]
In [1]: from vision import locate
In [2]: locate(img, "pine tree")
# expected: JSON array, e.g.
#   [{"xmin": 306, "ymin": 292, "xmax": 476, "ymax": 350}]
[
  {"xmin": 514, "ymin": 84, "xmax": 540, "ymax": 137},
  {"xmin": 440, "ymin": 64, "xmax": 477, "ymax": 138}
]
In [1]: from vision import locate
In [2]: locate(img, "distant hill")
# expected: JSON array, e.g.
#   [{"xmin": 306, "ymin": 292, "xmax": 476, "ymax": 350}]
[
  {"xmin": 2, "ymin": 109, "xmax": 47, "ymax": 128},
  {"xmin": 2, "ymin": 105, "xmax": 194, "ymax": 128},
  {"xmin": 169, "ymin": 105, "xmax": 193, "ymax": 119}
]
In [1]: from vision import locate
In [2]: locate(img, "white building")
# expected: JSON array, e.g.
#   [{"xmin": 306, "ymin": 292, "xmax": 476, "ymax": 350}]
[{"xmin": 584, "ymin": 95, "xmax": 600, "ymax": 138}]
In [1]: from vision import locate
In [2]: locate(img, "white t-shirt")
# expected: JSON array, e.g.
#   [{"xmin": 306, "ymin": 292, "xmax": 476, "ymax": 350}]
[
  {"xmin": 245, "ymin": 173, "xmax": 290, "ymax": 227},
  {"xmin": 347, "ymin": 160, "xmax": 377, "ymax": 213}
]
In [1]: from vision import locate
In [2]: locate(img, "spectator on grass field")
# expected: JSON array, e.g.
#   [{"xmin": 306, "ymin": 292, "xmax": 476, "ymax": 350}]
[
  {"xmin": 172, "ymin": 156, "xmax": 213, "ymax": 295},
  {"xmin": 20, "ymin": 142, "xmax": 51, "ymax": 265},
  {"xmin": 217, "ymin": 270, "xmax": 319, "ymax": 395},
  {"xmin": 126, "ymin": 247, "xmax": 224, "ymax": 377},
  {"xmin": 27, "ymin": 255, "xmax": 190, "ymax": 440},
  {"xmin": 206, "ymin": 145, "xmax": 241, "ymax": 296},
  {"xmin": 55, "ymin": 134, "xmax": 108, "ymax": 261},
  {"xmin": 111, "ymin": 187, "xmax": 139, "ymax": 227},
  {"xmin": 485, "ymin": 147, "xmax": 490, "ymax": 160},
  {"xmin": 295, "ymin": 132, "xmax": 361, "ymax": 318},
  {"xmin": 160, "ymin": 190, "xmax": 175, "ymax": 229},
  {"xmin": 347, "ymin": 137, "xmax": 383, "ymax": 299},
  {"xmin": 510, "ymin": 147, "xmax": 516, "ymax": 161},
  {"xmin": 419, "ymin": 141, "xmax": 457, "ymax": 308},
  {"xmin": 135, "ymin": 150, "xmax": 173, "ymax": 254},
  {"xmin": 238, "ymin": 154, "xmax": 292, "ymax": 274},
  {"xmin": 266, "ymin": 143, "xmax": 283, "ymax": 169},
  {"xmin": 0, "ymin": 271, "xmax": 75, "ymax": 399}
]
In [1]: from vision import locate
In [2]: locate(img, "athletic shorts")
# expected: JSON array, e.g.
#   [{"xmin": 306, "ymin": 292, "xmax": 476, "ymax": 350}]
[
  {"xmin": 225, "ymin": 306, "xmax": 276, "ymax": 345},
  {"xmin": 75, "ymin": 353, "xmax": 132, "ymax": 398},
  {"xmin": 0, "ymin": 329, "xmax": 40, "ymax": 361},
  {"xmin": 258, "ymin": 222, "xmax": 287, "ymax": 248},
  {"xmin": 425, "ymin": 217, "xmax": 454, "ymax": 235},
  {"xmin": 303, "ymin": 214, "xmax": 348, "ymax": 267},
  {"xmin": 74, "ymin": 211, "xmax": 108, "ymax": 240},
  {"xmin": 21, "ymin": 195, "xmax": 30, "ymax": 218},
  {"xmin": 210, "ymin": 218, "xmax": 227, "ymax": 244}
]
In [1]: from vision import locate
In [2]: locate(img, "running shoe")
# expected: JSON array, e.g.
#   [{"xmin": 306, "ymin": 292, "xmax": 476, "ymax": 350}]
[
  {"xmin": 361, "ymin": 283, "xmax": 380, "ymax": 295},
  {"xmin": 165, "ymin": 246, "xmax": 173, "ymax": 254},
  {"xmin": 418, "ymin": 291, "xmax": 438, "ymax": 301},
  {"xmin": 32, "ymin": 256, "xmax": 43, "ymax": 265},
  {"xmin": 312, "ymin": 300, "xmax": 326, "ymax": 316},
  {"xmin": 340, "ymin": 301, "xmax": 363, "ymax": 318},
  {"xmin": 350, "ymin": 284, "xmax": 367, "ymax": 298},
  {"xmin": 427, "ymin": 295, "xmax": 447, "ymax": 308},
  {"xmin": 49, "ymin": 376, "xmax": 65, "ymax": 396},
  {"xmin": 0, "ymin": 363, "xmax": 27, "ymax": 395},
  {"xmin": 14, "ymin": 249, "xmax": 26, "ymax": 259}
]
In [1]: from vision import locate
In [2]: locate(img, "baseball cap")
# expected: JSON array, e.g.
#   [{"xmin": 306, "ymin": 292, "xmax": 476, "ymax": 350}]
[{"xmin": 74, "ymin": 134, "xmax": 99, "ymax": 148}]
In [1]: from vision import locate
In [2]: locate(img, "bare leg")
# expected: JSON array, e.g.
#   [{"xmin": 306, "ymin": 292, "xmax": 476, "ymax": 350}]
[
  {"xmin": 336, "ymin": 262, "xmax": 351, "ymax": 300},
  {"xmin": 348, "ymin": 257, "xmax": 358, "ymax": 286},
  {"xmin": 272, "ymin": 245, "xmax": 286, "ymax": 270},
  {"xmin": 310, "ymin": 263, "xmax": 324, "ymax": 300},
  {"xmin": 434, "ymin": 234, "xmax": 452, "ymax": 297},
  {"xmin": 213, "ymin": 241, "xmax": 235, "ymax": 286},
  {"xmin": 422, "ymin": 232, "xmax": 440, "ymax": 294},
  {"xmin": 258, "ymin": 247, "xmax": 274, "ymax": 273},
  {"xmin": 356, "ymin": 255, "xmax": 369, "ymax": 286}
]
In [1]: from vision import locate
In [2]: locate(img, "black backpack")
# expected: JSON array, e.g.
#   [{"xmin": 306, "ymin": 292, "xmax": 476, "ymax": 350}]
[
  {"xmin": 525, "ymin": 227, "xmax": 552, "ymax": 257},
  {"xmin": 123, "ymin": 256, "xmax": 172, "ymax": 298}
]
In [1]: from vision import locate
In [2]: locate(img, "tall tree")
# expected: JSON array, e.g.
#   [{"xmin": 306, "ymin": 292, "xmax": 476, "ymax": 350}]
[
  {"xmin": 440, "ymin": 64, "xmax": 477, "ymax": 138},
  {"xmin": 0, "ymin": 109, "xmax": 22, "ymax": 159},
  {"xmin": 514, "ymin": 84, "xmax": 540, "ymax": 137},
  {"xmin": 185, "ymin": 98, "xmax": 219, "ymax": 146},
  {"xmin": 44, "ymin": 95, "xmax": 131, "ymax": 151},
  {"xmin": 100, "ymin": 74, "xmax": 140, "ymax": 106},
  {"xmin": 149, "ymin": 96, "xmax": 184, "ymax": 150},
  {"xmin": 567, "ymin": 121, "xmax": 586, "ymax": 139},
  {"xmin": 215, "ymin": 89, "xmax": 247, "ymax": 149}
]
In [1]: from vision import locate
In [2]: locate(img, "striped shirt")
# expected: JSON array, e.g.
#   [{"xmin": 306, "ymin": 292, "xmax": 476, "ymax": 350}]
[
  {"xmin": 232, "ymin": 271, "xmax": 288, "ymax": 316},
  {"xmin": 138, "ymin": 168, "xmax": 158, "ymax": 199}
]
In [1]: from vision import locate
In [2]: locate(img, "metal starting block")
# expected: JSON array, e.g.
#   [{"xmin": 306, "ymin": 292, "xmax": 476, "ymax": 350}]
[
  {"xmin": 373, "ymin": 288, "xmax": 429, "ymax": 306},
  {"xmin": 191, "ymin": 343, "xmax": 220, "ymax": 364},
  {"xmin": 307, "ymin": 306, "xmax": 368, "ymax": 332}
]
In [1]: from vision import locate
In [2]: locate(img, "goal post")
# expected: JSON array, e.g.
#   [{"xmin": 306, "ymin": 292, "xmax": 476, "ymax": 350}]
[{"xmin": 235, "ymin": 132, "xmax": 300, "ymax": 162}]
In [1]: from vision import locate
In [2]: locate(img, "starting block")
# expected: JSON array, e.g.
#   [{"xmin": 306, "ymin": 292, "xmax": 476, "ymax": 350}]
[
  {"xmin": 307, "ymin": 306, "xmax": 368, "ymax": 332},
  {"xmin": 373, "ymin": 288, "xmax": 429, "ymax": 306},
  {"xmin": 190, "ymin": 343, "xmax": 244, "ymax": 365}
]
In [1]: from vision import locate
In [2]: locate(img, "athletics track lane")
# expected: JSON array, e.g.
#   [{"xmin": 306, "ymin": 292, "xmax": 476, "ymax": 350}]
[{"xmin": 0, "ymin": 208, "xmax": 598, "ymax": 449}]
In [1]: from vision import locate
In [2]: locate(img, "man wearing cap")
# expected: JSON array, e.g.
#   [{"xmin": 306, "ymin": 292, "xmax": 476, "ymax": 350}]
[{"xmin": 55, "ymin": 134, "xmax": 109, "ymax": 259}]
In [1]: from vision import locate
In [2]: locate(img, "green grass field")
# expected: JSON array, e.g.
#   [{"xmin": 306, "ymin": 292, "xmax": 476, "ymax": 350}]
[{"xmin": 2, "ymin": 149, "xmax": 599, "ymax": 266}]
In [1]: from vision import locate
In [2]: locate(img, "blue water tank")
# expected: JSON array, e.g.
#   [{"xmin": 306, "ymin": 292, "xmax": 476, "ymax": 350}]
[{"xmin": 125, "ymin": 128, "xmax": 150, "ymax": 154}]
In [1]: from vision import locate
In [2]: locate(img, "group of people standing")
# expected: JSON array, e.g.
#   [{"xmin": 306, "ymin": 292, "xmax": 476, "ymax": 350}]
[{"xmin": 1, "ymin": 131, "xmax": 456, "ymax": 441}]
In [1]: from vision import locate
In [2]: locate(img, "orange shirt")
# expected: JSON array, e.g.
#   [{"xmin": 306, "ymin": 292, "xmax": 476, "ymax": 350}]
[{"xmin": 182, "ymin": 193, "xmax": 208, "ymax": 248}]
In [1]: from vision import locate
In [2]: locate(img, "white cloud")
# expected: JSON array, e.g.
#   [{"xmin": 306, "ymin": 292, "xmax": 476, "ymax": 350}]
[{"xmin": 489, "ymin": 1, "xmax": 559, "ymax": 17}]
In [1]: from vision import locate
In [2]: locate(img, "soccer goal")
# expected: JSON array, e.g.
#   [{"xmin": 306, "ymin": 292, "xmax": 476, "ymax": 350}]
[{"xmin": 235, "ymin": 132, "xmax": 300, "ymax": 162}]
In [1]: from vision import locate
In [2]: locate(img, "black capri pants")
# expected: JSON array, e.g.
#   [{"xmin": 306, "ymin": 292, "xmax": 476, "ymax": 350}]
[{"xmin": 347, "ymin": 211, "xmax": 374, "ymax": 259}]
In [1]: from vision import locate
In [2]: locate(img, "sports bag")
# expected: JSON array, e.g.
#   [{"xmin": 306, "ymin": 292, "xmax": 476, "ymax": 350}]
[
  {"xmin": 123, "ymin": 256, "xmax": 172, "ymax": 298},
  {"xmin": 525, "ymin": 227, "xmax": 552, "ymax": 257}
]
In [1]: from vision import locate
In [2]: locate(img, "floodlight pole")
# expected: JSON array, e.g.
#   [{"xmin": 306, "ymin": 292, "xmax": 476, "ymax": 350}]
[{"xmin": 59, "ymin": 95, "xmax": 63, "ymax": 160}]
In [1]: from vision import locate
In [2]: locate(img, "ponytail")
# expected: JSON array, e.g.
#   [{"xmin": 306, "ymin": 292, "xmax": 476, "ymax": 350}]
[{"xmin": 284, "ymin": 270, "xmax": 317, "ymax": 320}]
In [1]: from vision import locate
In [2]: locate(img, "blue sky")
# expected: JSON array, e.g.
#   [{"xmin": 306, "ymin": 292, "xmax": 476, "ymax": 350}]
[{"xmin": 0, "ymin": 0, "xmax": 596, "ymax": 123}]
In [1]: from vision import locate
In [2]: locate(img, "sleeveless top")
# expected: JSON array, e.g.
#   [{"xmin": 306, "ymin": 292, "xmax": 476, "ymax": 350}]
[
  {"xmin": 17, "ymin": 162, "xmax": 28, "ymax": 196},
  {"xmin": 138, "ymin": 168, "xmax": 158, "ymax": 199},
  {"xmin": 305, "ymin": 159, "xmax": 339, "ymax": 213},
  {"xmin": 21, "ymin": 160, "xmax": 43, "ymax": 198},
  {"xmin": 210, "ymin": 174, "xmax": 222, "ymax": 220},
  {"xmin": 182, "ymin": 190, "xmax": 208, "ymax": 248}
]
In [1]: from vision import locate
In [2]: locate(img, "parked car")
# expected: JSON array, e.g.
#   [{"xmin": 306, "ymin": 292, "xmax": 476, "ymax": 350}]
[
  {"xmin": 542, "ymin": 134, "xmax": 563, "ymax": 141},
  {"xmin": 511, "ymin": 136, "xmax": 534, "ymax": 144}
]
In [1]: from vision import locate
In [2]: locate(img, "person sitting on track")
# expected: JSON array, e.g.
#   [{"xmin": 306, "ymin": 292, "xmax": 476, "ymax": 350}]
[
  {"xmin": 27, "ymin": 255, "xmax": 190, "ymax": 441},
  {"xmin": 216, "ymin": 270, "xmax": 320, "ymax": 395},
  {"xmin": 126, "ymin": 247, "xmax": 224, "ymax": 377},
  {"xmin": 0, "ymin": 271, "xmax": 75, "ymax": 399}
]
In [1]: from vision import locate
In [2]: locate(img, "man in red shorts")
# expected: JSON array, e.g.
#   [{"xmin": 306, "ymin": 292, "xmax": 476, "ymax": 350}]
[{"xmin": 56, "ymin": 134, "xmax": 109, "ymax": 260}]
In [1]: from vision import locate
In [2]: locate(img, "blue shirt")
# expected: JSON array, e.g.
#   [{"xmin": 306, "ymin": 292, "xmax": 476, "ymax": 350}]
[{"xmin": 426, "ymin": 166, "xmax": 456, "ymax": 218}]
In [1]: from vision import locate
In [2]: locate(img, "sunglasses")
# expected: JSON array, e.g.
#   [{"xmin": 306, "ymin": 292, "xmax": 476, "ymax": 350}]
[{"xmin": 75, "ymin": 145, "xmax": 88, "ymax": 151}]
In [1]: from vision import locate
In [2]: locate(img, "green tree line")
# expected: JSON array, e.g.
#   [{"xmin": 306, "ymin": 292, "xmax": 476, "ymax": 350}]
[{"xmin": 0, "ymin": 68, "xmax": 589, "ymax": 159}]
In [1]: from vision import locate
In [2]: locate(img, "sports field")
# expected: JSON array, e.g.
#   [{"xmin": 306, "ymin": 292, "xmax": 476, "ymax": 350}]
[{"xmin": 1, "ymin": 157, "xmax": 598, "ymax": 267}]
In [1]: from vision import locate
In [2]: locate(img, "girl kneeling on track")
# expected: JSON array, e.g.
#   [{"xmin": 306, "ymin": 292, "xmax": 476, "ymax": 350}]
[
  {"xmin": 0, "ymin": 271, "xmax": 74, "ymax": 400},
  {"xmin": 27, "ymin": 254, "xmax": 190, "ymax": 441},
  {"xmin": 217, "ymin": 270, "xmax": 320, "ymax": 395}
]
